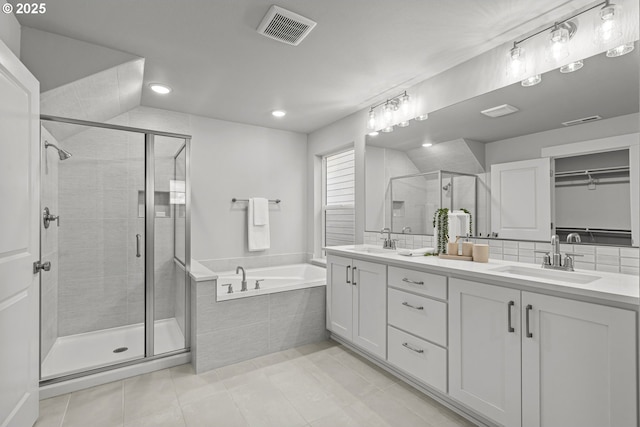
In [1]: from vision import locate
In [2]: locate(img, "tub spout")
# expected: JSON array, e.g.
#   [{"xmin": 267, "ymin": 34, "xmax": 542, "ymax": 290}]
[{"xmin": 236, "ymin": 266, "xmax": 247, "ymax": 291}]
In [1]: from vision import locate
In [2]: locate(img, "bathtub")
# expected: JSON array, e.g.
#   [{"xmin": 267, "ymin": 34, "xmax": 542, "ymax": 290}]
[{"xmin": 216, "ymin": 263, "xmax": 326, "ymax": 301}]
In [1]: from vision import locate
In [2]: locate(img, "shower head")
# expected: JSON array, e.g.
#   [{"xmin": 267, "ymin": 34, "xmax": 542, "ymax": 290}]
[{"xmin": 44, "ymin": 141, "xmax": 72, "ymax": 160}]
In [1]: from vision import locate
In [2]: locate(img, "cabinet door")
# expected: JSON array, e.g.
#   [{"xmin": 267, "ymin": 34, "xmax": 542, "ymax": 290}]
[
  {"xmin": 327, "ymin": 255, "xmax": 353, "ymax": 340},
  {"xmin": 352, "ymin": 259, "xmax": 387, "ymax": 359},
  {"xmin": 522, "ymin": 292, "xmax": 637, "ymax": 427},
  {"xmin": 491, "ymin": 158, "xmax": 550, "ymax": 240},
  {"xmin": 449, "ymin": 279, "xmax": 522, "ymax": 427}
]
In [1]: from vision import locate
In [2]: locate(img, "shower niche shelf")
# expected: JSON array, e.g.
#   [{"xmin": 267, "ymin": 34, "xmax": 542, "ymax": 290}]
[{"xmin": 138, "ymin": 191, "xmax": 172, "ymax": 218}]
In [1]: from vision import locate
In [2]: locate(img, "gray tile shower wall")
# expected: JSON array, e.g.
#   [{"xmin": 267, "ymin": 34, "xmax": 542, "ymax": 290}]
[
  {"xmin": 56, "ymin": 126, "xmax": 180, "ymax": 336},
  {"xmin": 363, "ymin": 231, "xmax": 640, "ymax": 275},
  {"xmin": 190, "ymin": 279, "xmax": 328, "ymax": 373}
]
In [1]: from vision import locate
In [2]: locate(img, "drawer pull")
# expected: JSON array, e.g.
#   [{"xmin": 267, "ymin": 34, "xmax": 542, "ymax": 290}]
[
  {"xmin": 507, "ymin": 301, "xmax": 515, "ymax": 333},
  {"xmin": 402, "ymin": 342, "xmax": 424, "ymax": 353},
  {"xmin": 402, "ymin": 278, "xmax": 424, "ymax": 285},
  {"xmin": 402, "ymin": 301, "xmax": 424, "ymax": 311},
  {"xmin": 525, "ymin": 304, "xmax": 533, "ymax": 338}
]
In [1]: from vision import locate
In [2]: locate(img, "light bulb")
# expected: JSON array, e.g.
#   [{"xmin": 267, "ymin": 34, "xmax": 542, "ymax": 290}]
[
  {"xmin": 367, "ymin": 110, "xmax": 377, "ymax": 130},
  {"xmin": 560, "ymin": 60, "xmax": 583, "ymax": 73},
  {"xmin": 509, "ymin": 44, "xmax": 526, "ymax": 78},
  {"xmin": 521, "ymin": 74, "xmax": 542, "ymax": 87},
  {"xmin": 383, "ymin": 102, "xmax": 394, "ymax": 126},
  {"xmin": 607, "ymin": 42, "xmax": 634, "ymax": 57},
  {"xmin": 547, "ymin": 25, "xmax": 570, "ymax": 62},
  {"xmin": 595, "ymin": 2, "xmax": 622, "ymax": 44},
  {"xmin": 399, "ymin": 93, "xmax": 411, "ymax": 118}
]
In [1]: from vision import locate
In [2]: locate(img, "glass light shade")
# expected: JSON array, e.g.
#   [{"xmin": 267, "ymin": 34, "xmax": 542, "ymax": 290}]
[
  {"xmin": 382, "ymin": 103, "xmax": 395, "ymax": 128},
  {"xmin": 560, "ymin": 60, "xmax": 584, "ymax": 73},
  {"xmin": 368, "ymin": 131, "xmax": 379, "ymax": 137},
  {"xmin": 367, "ymin": 110, "xmax": 377, "ymax": 130},
  {"xmin": 397, "ymin": 121, "xmax": 410, "ymax": 128},
  {"xmin": 607, "ymin": 42, "xmax": 634, "ymax": 57},
  {"xmin": 508, "ymin": 45, "xmax": 526, "ymax": 78},
  {"xmin": 381, "ymin": 126, "xmax": 394, "ymax": 133},
  {"xmin": 415, "ymin": 113, "xmax": 428, "ymax": 121},
  {"xmin": 521, "ymin": 74, "xmax": 542, "ymax": 87},
  {"xmin": 595, "ymin": 3, "xmax": 622, "ymax": 44},
  {"xmin": 546, "ymin": 26, "xmax": 570, "ymax": 62}
]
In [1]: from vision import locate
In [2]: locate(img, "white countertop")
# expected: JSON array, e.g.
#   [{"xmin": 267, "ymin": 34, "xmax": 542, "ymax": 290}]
[
  {"xmin": 325, "ymin": 245, "xmax": 639, "ymax": 306},
  {"xmin": 189, "ymin": 259, "xmax": 218, "ymax": 282}
]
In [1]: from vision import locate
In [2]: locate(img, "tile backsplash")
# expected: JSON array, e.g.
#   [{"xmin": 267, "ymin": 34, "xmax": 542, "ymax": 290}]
[{"xmin": 362, "ymin": 232, "xmax": 639, "ymax": 276}]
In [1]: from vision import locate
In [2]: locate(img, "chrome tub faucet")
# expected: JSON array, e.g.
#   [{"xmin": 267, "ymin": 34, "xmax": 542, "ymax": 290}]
[{"xmin": 236, "ymin": 266, "xmax": 247, "ymax": 291}]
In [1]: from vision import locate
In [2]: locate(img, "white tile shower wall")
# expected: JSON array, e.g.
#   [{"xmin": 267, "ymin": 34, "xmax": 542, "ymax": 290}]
[
  {"xmin": 363, "ymin": 232, "xmax": 639, "ymax": 275},
  {"xmin": 41, "ymin": 127, "xmax": 60, "ymax": 362}
]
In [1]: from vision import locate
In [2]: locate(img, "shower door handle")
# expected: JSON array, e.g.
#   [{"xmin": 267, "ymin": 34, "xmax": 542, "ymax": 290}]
[{"xmin": 136, "ymin": 234, "xmax": 142, "ymax": 258}]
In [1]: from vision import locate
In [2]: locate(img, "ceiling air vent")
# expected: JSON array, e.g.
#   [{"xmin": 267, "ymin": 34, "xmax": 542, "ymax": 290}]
[
  {"xmin": 480, "ymin": 104, "xmax": 519, "ymax": 118},
  {"xmin": 562, "ymin": 115, "xmax": 603, "ymax": 126},
  {"xmin": 257, "ymin": 5, "xmax": 317, "ymax": 46}
]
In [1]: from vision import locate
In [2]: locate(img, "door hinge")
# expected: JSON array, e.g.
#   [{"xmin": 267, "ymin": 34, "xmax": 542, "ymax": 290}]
[{"xmin": 33, "ymin": 260, "xmax": 51, "ymax": 274}]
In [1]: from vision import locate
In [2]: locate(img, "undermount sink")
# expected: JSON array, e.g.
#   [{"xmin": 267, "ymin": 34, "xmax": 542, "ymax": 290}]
[
  {"xmin": 348, "ymin": 246, "xmax": 391, "ymax": 254},
  {"xmin": 491, "ymin": 265, "xmax": 600, "ymax": 284}
]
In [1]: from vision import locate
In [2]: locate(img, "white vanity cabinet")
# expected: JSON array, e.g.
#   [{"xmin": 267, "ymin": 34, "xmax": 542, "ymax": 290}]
[
  {"xmin": 449, "ymin": 278, "xmax": 637, "ymax": 427},
  {"xmin": 326, "ymin": 255, "xmax": 387, "ymax": 359}
]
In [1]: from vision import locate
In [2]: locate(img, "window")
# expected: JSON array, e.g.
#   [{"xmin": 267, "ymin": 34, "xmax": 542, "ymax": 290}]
[{"xmin": 323, "ymin": 149, "xmax": 355, "ymax": 251}]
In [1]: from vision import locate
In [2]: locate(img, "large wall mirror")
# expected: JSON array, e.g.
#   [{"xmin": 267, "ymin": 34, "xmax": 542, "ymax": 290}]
[{"xmin": 365, "ymin": 46, "xmax": 639, "ymax": 245}]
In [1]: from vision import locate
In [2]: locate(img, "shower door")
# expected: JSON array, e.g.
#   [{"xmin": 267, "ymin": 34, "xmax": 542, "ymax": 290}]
[{"xmin": 39, "ymin": 118, "xmax": 190, "ymax": 382}]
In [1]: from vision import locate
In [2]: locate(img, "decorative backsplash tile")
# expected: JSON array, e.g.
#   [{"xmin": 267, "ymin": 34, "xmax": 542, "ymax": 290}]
[{"xmin": 361, "ymin": 232, "xmax": 639, "ymax": 276}]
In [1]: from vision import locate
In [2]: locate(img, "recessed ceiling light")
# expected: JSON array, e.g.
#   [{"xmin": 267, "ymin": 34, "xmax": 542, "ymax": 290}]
[
  {"xmin": 422, "ymin": 143, "xmax": 433, "ymax": 147},
  {"xmin": 149, "ymin": 83, "xmax": 172, "ymax": 94},
  {"xmin": 368, "ymin": 131, "xmax": 379, "ymax": 137},
  {"xmin": 272, "ymin": 110, "xmax": 286, "ymax": 117},
  {"xmin": 481, "ymin": 104, "xmax": 519, "ymax": 118}
]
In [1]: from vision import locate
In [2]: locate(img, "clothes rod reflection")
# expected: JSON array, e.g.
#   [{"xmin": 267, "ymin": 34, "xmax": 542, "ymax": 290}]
[{"xmin": 232, "ymin": 198, "xmax": 281, "ymax": 204}]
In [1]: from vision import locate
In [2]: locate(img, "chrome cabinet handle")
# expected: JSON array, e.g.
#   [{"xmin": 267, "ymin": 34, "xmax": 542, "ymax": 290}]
[
  {"xmin": 402, "ymin": 301, "xmax": 424, "ymax": 311},
  {"xmin": 402, "ymin": 342, "xmax": 424, "ymax": 353},
  {"xmin": 346, "ymin": 265, "xmax": 351, "ymax": 284},
  {"xmin": 136, "ymin": 234, "xmax": 142, "ymax": 258},
  {"xmin": 402, "ymin": 278, "xmax": 424, "ymax": 285},
  {"xmin": 352, "ymin": 266, "xmax": 357, "ymax": 285},
  {"xmin": 221, "ymin": 283, "xmax": 233, "ymax": 294},
  {"xmin": 525, "ymin": 304, "xmax": 533, "ymax": 338},
  {"xmin": 507, "ymin": 301, "xmax": 515, "ymax": 333}
]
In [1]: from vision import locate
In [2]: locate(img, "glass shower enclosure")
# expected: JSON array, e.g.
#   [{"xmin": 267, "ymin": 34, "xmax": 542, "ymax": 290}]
[
  {"xmin": 39, "ymin": 116, "xmax": 190, "ymax": 383},
  {"xmin": 389, "ymin": 170, "xmax": 477, "ymax": 235}
]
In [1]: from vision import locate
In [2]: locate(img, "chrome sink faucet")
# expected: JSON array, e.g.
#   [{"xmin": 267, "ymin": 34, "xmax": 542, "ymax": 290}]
[
  {"xmin": 534, "ymin": 234, "xmax": 582, "ymax": 272},
  {"xmin": 380, "ymin": 227, "xmax": 397, "ymax": 249},
  {"xmin": 236, "ymin": 266, "xmax": 247, "ymax": 291}
]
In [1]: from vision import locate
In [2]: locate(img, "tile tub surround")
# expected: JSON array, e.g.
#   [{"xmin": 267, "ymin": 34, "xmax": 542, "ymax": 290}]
[
  {"xmin": 363, "ymin": 231, "xmax": 640, "ymax": 275},
  {"xmin": 34, "ymin": 341, "xmax": 474, "ymax": 427},
  {"xmin": 190, "ymin": 262, "xmax": 328, "ymax": 373}
]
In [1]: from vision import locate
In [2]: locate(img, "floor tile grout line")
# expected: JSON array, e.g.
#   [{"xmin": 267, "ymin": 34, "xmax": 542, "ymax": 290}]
[{"xmin": 57, "ymin": 394, "xmax": 71, "ymax": 427}]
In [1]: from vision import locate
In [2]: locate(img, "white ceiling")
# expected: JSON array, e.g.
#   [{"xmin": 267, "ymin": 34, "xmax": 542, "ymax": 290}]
[{"xmin": 14, "ymin": 0, "xmax": 594, "ymax": 133}]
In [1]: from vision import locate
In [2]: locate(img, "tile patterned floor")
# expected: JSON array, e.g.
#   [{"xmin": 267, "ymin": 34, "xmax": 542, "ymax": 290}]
[{"xmin": 35, "ymin": 340, "xmax": 476, "ymax": 427}]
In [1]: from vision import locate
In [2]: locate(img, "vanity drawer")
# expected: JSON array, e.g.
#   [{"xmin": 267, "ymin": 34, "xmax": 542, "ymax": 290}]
[
  {"xmin": 388, "ymin": 326, "xmax": 447, "ymax": 393},
  {"xmin": 388, "ymin": 288, "xmax": 447, "ymax": 346},
  {"xmin": 388, "ymin": 266, "xmax": 447, "ymax": 300}
]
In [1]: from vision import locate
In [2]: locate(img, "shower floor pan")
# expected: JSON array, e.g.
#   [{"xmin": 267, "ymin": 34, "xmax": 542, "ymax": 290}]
[{"xmin": 41, "ymin": 318, "xmax": 184, "ymax": 380}]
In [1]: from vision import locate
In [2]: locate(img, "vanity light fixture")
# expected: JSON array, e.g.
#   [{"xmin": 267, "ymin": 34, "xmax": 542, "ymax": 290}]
[
  {"xmin": 365, "ymin": 91, "xmax": 420, "ymax": 132},
  {"xmin": 149, "ymin": 83, "xmax": 172, "ymax": 94},
  {"xmin": 560, "ymin": 60, "xmax": 584, "ymax": 73},
  {"xmin": 606, "ymin": 42, "xmax": 634, "ymax": 57},
  {"xmin": 271, "ymin": 110, "xmax": 286, "ymax": 117},
  {"xmin": 521, "ymin": 74, "xmax": 542, "ymax": 87}
]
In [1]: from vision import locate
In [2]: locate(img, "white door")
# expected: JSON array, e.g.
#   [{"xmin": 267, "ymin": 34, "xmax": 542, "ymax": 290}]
[
  {"xmin": 327, "ymin": 255, "xmax": 353, "ymax": 341},
  {"xmin": 352, "ymin": 259, "xmax": 386, "ymax": 359},
  {"xmin": 491, "ymin": 158, "xmax": 551, "ymax": 240},
  {"xmin": 449, "ymin": 279, "xmax": 521, "ymax": 427},
  {"xmin": 522, "ymin": 292, "xmax": 637, "ymax": 427},
  {"xmin": 0, "ymin": 41, "xmax": 41, "ymax": 426}
]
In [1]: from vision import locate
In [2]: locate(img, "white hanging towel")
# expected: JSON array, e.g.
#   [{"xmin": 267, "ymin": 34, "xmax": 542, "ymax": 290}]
[{"xmin": 248, "ymin": 198, "xmax": 270, "ymax": 251}]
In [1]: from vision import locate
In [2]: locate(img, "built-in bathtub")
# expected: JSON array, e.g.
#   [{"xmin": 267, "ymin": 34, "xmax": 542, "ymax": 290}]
[
  {"xmin": 190, "ymin": 261, "xmax": 329, "ymax": 372},
  {"xmin": 216, "ymin": 263, "xmax": 326, "ymax": 301}
]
